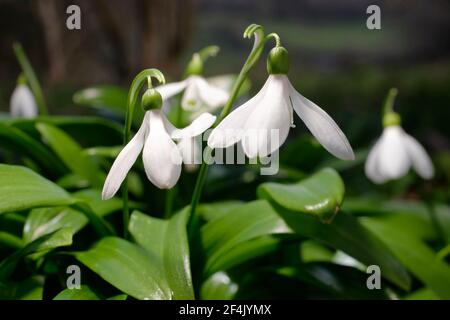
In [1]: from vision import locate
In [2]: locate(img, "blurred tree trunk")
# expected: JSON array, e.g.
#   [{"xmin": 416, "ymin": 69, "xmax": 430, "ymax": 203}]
[{"xmin": 1, "ymin": 0, "xmax": 195, "ymax": 87}]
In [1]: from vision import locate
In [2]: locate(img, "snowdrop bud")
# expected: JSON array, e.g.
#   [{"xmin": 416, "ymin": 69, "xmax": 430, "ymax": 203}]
[
  {"xmin": 186, "ymin": 53, "xmax": 204, "ymax": 76},
  {"xmin": 383, "ymin": 112, "xmax": 401, "ymax": 127},
  {"xmin": 267, "ymin": 46, "xmax": 290, "ymax": 75},
  {"xmin": 141, "ymin": 88, "xmax": 162, "ymax": 111}
]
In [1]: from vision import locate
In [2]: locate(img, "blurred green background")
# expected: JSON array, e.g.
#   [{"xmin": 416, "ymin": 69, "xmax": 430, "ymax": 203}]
[{"xmin": 0, "ymin": 0, "xmax": 449, "ymax": 201}]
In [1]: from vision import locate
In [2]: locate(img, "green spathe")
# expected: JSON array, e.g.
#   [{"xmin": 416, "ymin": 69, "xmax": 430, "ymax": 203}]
[
  {"xmin": 141, "ymin": 88, "xmax": 162, "ymax": 111},
  {"xmin": 267, "ymin": 46, "xmax": 290, "ymax": 75}
]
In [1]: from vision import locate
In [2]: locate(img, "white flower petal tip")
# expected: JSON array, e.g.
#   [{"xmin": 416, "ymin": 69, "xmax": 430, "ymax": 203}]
[
  {"xmin": 10, "ymin": 85, "xmax": 38, "ymax": 118},
  {"xmin": 101, "ymin": 113, "xmax": 149, "ymax": 199},
  {"xmin": 404, "ymin": 134, "xmax": 434, "ymax": 180},
  {"xmin": 364, "ymin": 125, "xmax": 434, "ymax": 184},
  {"xmin": 170, "ymin": 113, "xmax": 216, "ymax": 140},
  {"xmin": 287, "ymin": 81, "xmax": 354, "ymax": 161}
]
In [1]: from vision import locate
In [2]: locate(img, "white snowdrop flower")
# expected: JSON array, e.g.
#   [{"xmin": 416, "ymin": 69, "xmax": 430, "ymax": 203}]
[
  {"xmin": 207, "ymin": 46, "xmax": 354, "ymax": 160},
  {"xmin": 10, "ymin": 77, "xmax": 38, "ymax": 118},
  {"xmin": 156, "ymin": 53, "xmax": 229, "ymax": 114},
  {"xmin": 177, "ymin": 136, "xmax": 202, "ymax": 172},
  {"xmin": 102, "ymin": 88, "xmax": 215, "ymax": 199},
  {"xmin": 365, "ymin": 95, "xmax": 434, "ymax": 184}
]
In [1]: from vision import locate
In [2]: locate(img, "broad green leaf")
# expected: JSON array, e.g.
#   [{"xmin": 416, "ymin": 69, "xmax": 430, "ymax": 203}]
[
  {"xmin": 75, "ymin": 237, "xmax": 171, "ymax": 300},
  {"xmin": 73, "ymin": 86, "xmax": 127, "ymax": 113},
  {"xmin": 300, "ymin": 240, "xmax": 335, "ymax": 263},
  {"xmin": 201, "ymin": 200, "xmax": 291, "ymax": 276},
  {"xmin": 0, "ymin": 231, "xmax": 24, "ymax": 249},
  {"xmin": 0, "ymin": 165, "xmax": 74, "ymax": 214},
  {"xmin": 200, "ymin": 272, "xmax": 238, "ymax": 300},
  {"xmin": 362, "ymin": 217, "xmax": 450, "ymax": 299},
  {"xmin": 23, "ymin": 207, "xmax": 87, "ymax": 243},
  {"xmin": 0, "ymin": 276, "xmax": 43, "ymax": 300},
  {"xmin": 258, "ymin": 168, "xmax": 344, "ymax": 222},
  {"xmin": 128, "ymin": 209, "xmax": 194, "ymax": 299},
  {"xmin": 72, "ymin": 189, "xmax": 125, "ymax": 217},
  {"xmin": 277, "ymin": 263, "xmax": 390, "ymax": 299},
  {"xmin": 0, "ymin": 123, "xmax": 66, "ymax": 175},
  {"xmin": 405, "ymin": 288, "xmax": 440, "ymax": 300},
  {"xmin": 274, "ymin": 206, "xmax": 411, "ymax": 291},
  {"xmin": 36, "ymin": 123, "xmax": 103, "ymax": 187},
  {"xmin": 53, "ymin": 285, "xmax": 100, "ymax": 300},
  {"xmin": 207, "ymin": 236, "xmax": 280, "ymax": 274},
  {"xmin": 198, "ymin": 201, "xmax": 244, "ymax": 221},
  {"xmin": 345, "ymin": 199, "xmax": 450, "ymax": 243},
  {"xmin": 0, "ymin": 229, "xmax": 73, "ymax": 280}
]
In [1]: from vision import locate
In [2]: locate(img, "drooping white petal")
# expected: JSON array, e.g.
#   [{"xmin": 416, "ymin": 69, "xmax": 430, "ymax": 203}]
[
  {"xmin": 241, "ymin": 75, "xmax": 292, "ymax": 158},
  {"xmin": 377, "ymin": 126, "xmax": 411, "ymax": 180},
  {"xmin": 102, "ymin": 112, "xmax": 149, "ymax": 199},
  {"xmin": 181, "ymin": 77, "xmax": 201, "ymax": 111},
  {"xmin": 288, "ymin": 80, "xmax": 354, "ymax": 160},
  {"xmin": 142, "ymin": 110, "xmax": 182, "ymax": 189},
  {"xmin": 403, "ymin": 133, "xmax": 434, "ymax": 179},
  {"xmin": 207, "ymin": 76, "xmax": 271, "ymax": 149},
  {"xmin": 10, "ymin": 85, "xmax": 38, "ymax": 118},
  {"xmin": 365, "ymin": 139, "xmax": 388, "ymax": 184},
  {"xmin": 195, "ymin": 76, "xmax": 229, "ymax": 111},
  {"xmin": 177, "ymin": 136, "xmax": 202, "ymax": 172},
  {"xmin": 169, "ymin": 112, "xmax": 216, "ymax": 140},
  {"xmin": 156, "ymin": 80, "xmax": 188, "ymax": 101}
]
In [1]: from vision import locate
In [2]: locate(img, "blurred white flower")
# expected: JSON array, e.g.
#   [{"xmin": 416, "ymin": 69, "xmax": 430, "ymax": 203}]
[
  {"xmin": 365, "ymin": 125, "xmax": 434, "ymax": 184},
  {"xmin": 157, "ymin": 74, "xmax": 229, "ymax": 113},
  {"xmin": 10, "ymin": 84, "xmax": 37, "ymax": 118},
  {"xmin": 207, "ymin": 74, "xmax": 354, "ymax": 160},
  {"xmin": 102, "ymin": 110, "xmax": 215, "ymax": 199}
]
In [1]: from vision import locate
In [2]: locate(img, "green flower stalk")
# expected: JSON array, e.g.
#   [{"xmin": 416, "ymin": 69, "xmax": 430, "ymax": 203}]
[{"xmin": 101, "ymin": 69, "xmax": 216, "ymax": 238}]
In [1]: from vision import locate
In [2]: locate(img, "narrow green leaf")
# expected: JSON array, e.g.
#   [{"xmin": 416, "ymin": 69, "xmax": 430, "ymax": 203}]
[
  {"xmin": 129, "ymin": 209, "xmax": 194, "ymax": 299},
  {"xmin": 0, "ymin": 165, "xmax": 74, "ymax": 214},
  {"xmin": 0, "ymin": 277, "xmax": 44, "ymax": 300},
  {"xmin": 362, "ymin": 217, "xmax": 450, "ymax": 299},
  {"xmin": 5, "ymin": 116, "xmax": 123, "ymax": 147},
  {"xmin": 0, "ymin": 231, "xmax": 24, "ymax": 249},
  {"xmin": 258, "ymin": 168, "xmax": 344, "ymax": 223},
  {"xmin": 75, "ymin": 237, "xmax": 171, "ymax": 300},
  {"xmin": 201, "ymin": 200, "xmax": 291, "ymax": 276},
  {"xmin": 0, "ymin": 229, "xmax": 73, "ymax": 280},
  {"xmin": 23, "ymin": 207, "xmax": 87, "ymax": 243},
  {"xmin": 36, "ymin": 123, "xmax": 103, "ymax": 187},
  {"xmin": 0, "ymin": 124, "xmax": 66, "ymax": 175}
]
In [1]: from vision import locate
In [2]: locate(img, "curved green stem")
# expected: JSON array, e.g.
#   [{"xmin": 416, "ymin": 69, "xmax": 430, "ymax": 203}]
[
  {"xmin": 122, "ymin": 69, "xmax": 165, "ymax": 238},
  {"xmin": 266, "ymin": 33, "xmax": 281, "ymax": 47},
  {"xmin": 383, "ymin": 87, "xmax": 398, "ymax": 116},
  {"xmin": 189, "ymin": 24, "xmax": 267, "ymax": 226},
  {"xmin": 13, "ymin": 42, "xmax": 48, "ymax": 115}
]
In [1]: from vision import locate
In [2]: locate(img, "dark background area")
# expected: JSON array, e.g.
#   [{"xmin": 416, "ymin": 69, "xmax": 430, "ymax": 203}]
[{"xmin": 0, "ymin": 0, "xmax": 449, "ymax": 154}]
